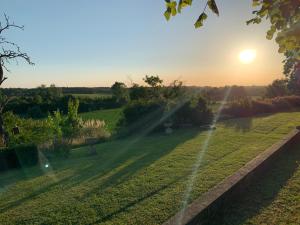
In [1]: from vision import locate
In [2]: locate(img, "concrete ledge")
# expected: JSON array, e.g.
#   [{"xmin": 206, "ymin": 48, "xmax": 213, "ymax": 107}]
[{"xmin": 164, "ymin": 128, "xmax": 300, "ymax": 225}]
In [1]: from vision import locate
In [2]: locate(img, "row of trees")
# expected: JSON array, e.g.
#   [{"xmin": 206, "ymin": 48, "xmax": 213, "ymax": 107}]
[
  {"xmin": 111, "ymin": 75, "xmax": 190, "ymax": 105},
  {"xmin": 4, "ymin": 92, "xmax": 120, "ymax": 119},
  {"xmin": 111, "ymin": 75, "xmax": 213, "ymax": 134}
]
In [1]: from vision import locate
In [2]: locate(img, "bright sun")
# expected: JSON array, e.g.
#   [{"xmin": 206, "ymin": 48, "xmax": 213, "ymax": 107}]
[{"xmin": 239, "ymin": 49, "xmax": 256, "ymax": 64}]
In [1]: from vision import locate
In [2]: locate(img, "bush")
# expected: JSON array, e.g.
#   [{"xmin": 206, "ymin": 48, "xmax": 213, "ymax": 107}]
[
  {"xmin": 173, "ymin": 96, "xmax": 213, "ymax": 126},
  {"xmin": 0, "ymin": 144, "xmax": 38, "ymax": 172},
  {"xmin": 119, "ymin": 99, "xmax": 166, "ymax": 134},
  {"xmin": 122, "ymin": 100, "xmax": 165, "ymax": 124},
  {"xmin": 27, "ymin": 106, "xmax": 44, "ymax": 119},
  {"xmin": 81, "ymin": 119, "xmax": 109, "ymax": 139},
  {"xmin": 265, "ymin": 79, "xmax": 288, "ymax": 98},
  {"xmin": 3, "ymin": 112, "xmax": 55, "ymax": 147},
  {"xmin": 223, "ymin": 96, "xmax": 300, "ymax": 117},
  {"xmin": 119, "ymin": 96, "xmax": 213, "ymax": 135}
]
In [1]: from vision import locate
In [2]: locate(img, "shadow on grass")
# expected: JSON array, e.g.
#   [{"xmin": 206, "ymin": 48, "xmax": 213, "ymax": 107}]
[
  {"xmin": 201, "ymin": 143, "xmax": 300, "ymax": 225},
  {"xmin": 0, "ymin": 167, "xmax": 44, "ymax": 190},
  {"xmin": 221, "ymin": 117, "xmax": 253, "ymax": 133},
  {"xmin": 71, "ymin": 129, "xmax": 201, "ymax": 198},
  {"xmin": 0, "ymin": 128, "xmax": 200, "ymax": 215}
]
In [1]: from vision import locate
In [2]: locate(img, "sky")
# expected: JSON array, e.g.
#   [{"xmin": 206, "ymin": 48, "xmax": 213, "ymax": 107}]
[{"xmin": 1, "ymin": 0, "xmax": 284, "ymax": 88}]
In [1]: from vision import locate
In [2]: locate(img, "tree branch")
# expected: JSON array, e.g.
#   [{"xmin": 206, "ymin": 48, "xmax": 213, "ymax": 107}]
[
  {"xmin": 0, "ymin": 14, "xmax": 24, "ymax": 34},
  {"xmin": 0, "ymin": 13, "xmax": 34, "ymax": 86}
]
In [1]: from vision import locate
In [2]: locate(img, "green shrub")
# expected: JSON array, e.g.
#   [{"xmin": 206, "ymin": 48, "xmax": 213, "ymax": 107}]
[
  {"xmin": 3, "ymin": 111, "xmax": 55, "ymax": 147},
  {"xmin": 119, "ymin": 99, "xmax": 166, "ymax": 134},
  {"xmin": 173, "ymin": 96, "xmax": 213, "ymax": 126},
  {"xmin": 223, "ymin": 96, "xmax": 300, "ymax": 117},
  {"xmin": 119, "ymin": 96, "xmax": 213, "ymax": 135},
  {"xmin": 0, "ymin": 144, "xmax": 38, "ymax": 172}
]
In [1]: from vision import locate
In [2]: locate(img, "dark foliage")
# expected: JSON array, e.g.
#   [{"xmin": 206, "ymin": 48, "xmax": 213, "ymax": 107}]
[
  {"xmin": 223, "ymin": 96, "xmax": 300, "ymax": 117},
  {"xmin": 0, "ymin": 144, "xmax": 38, "ymax": 172},
  {"xmin": 129, "ymin": 84, "xmax": 150, "ymax": 101},
  {"xmin": 202, "ymin": 86, "xmax": 265, "ymax": 102},
  {"xmin": 119, "ymin": 99, "xmax": 166, "ymax": 134},
  {"xmin": 61, "ymin": 87, "xmax": 111, "ymax": 95},
  {"xmin": 120, "ymin": 96, "xmax": 212, "ymax": 135},
  {"xmin": 173, "ymin": 96, "xmax": 213, "ymax": 126},
  {"xmin": 265, "ymin": 79, "xmax": 289, "ymax": 98},
  {"xmin": 4, "ymin": 94, "xmax": 121, "ymax": 118},
  {"xmin": 111, "ymin": 82, "xmax": 129, "ymax": 104}
]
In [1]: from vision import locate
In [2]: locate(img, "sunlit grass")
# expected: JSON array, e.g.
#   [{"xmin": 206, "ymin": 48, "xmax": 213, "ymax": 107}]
[
  {"xmin": 0, "ymin": 112, "xmax": 300, "ymax": 224},
  {"xmin": 204, "ymin": 143, "xmax": 300, "ymax": 225},
  {"xmin": 80, "ymin": 108, "xmax": 123, "ymax": 132}
]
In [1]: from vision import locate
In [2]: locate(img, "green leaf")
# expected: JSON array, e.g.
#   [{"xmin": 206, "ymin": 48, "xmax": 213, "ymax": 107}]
[
  {"xmin": 165, "ymin": 1, "xmax": 177, "ymax": 19},
  {"xmin": 178, "ymin": 0, "xmax": 183, "ymax": 13},
  {"xmin": 246, "ymin": 17, "xmax": 261, "ymax": 25},
  {"xmin": 252, "ymin": 0, "xmax": 261, "ymax": 7},
  {"xmin": 164, "ymin": 9, "xmax": 171, "ymax": 21},
  {"xmin": 178, "ymin": 0, "xmax": 193, "ymax": 13},
  {"xmin": 171, "ymin": 1, "xmax": 177, "ymax": 16},
  {"xmin": 266, "ymin": 25, "xmax": 276, "ymax": 40},
  {"xmin": 194, "ymin": 13, "xmax": 208, "ymax": 28},
  {"xmin": 207, "ymin": 0, "xmax": 219, "ymax": 16}
]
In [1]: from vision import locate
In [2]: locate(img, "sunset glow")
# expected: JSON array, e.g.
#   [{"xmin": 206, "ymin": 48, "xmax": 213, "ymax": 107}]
[{"xmin": 239, "ymin": 49, "xmax": 257, "ymax": 64}]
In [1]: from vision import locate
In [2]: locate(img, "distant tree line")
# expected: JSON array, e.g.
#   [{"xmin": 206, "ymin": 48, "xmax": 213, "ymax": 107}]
[
  {"xmin": 60, "ymin": 87, "xmax": 111, "ymax": 95},
  {"xmin": 1, "ymin": 85, "xmax": 121, "ymax": 119}
]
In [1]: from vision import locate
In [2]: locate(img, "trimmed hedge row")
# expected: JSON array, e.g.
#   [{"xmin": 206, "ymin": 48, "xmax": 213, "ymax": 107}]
[{"xmin": 0, "ymin": 144, "xmax": 38, "ymax": 172}]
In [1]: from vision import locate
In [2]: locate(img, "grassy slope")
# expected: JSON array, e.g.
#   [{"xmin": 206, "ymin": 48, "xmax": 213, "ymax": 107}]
[
  {"xmin": 206, "ymin": 142, "xmax": 300, "ymax": 225},
  {"xmin": 1, "ymin": 112, "xmax": 300, "ymax": 224},
  {"xmin": 80, "ymin": 108, "xmax": 123, "ymax": 132}
]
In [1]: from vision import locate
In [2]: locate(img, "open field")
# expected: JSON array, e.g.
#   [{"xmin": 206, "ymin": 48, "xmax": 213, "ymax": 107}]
[
  {"xmin": 80, "ymin": 108, "xmax": 123, "ymax": 132},
  {"xmin": 206, "ymin": 142, "xmax": 300, "ymax": 225},
  {"xmin": 70, "ymin": 93, "xmax": 112, "ymax": 99},
  {"xmin": 1, "ymin": 112, "xmax": 300, "ymax": 224}
]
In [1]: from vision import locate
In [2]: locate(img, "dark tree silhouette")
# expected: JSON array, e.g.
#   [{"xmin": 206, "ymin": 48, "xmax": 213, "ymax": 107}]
[{"xmin": 0, "ymin": 14, "xmax": 34, "ymax": 145}]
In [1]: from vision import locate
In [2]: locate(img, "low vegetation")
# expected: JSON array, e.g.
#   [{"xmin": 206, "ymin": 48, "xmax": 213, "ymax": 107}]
[
  {"xmin": 2, "ymin": 85, "xmax": 122, "ymax": 119},
  {"xmin": 223, "ymin": 95, "xmax": 300, "ymax": 117},
  {"xmin": 205, "ymin": 143, "xmax": 300, "ymax": 225},
  {"xmin": 80, "ymin": 108, "xmax": 123, "ymax": 133},
  {"xmin": 0, "ymin": 144, "xmax": 38, "ymax": 172},
  {"xmin": 3, "ymin": 99, "xmax": 109, "ymax": 152},
  {"xmin": 0, "ymin": 111, "xmax": 300, "ymax": 224}
]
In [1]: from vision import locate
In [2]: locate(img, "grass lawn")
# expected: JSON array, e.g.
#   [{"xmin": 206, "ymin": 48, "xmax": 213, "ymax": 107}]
[
  {"xmin": 205, "ymin": 141, "xmax": 300, "ymax": 225},
  {"xmin": 1, "ymin": 112, "xmax": 300, "ymax": 224},
  {"xmin": 80, "ymin": 108, "xmax": 123, "ymax": 132}
]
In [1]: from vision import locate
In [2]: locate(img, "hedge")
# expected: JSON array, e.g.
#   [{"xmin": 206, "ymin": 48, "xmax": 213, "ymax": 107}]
[
  {"xmin": 223, "ymin": 96, "xmax": 300, "ymax": 117},
  {"xmin": 0, "ymin": 144, "xmax": 38, "ymax": 172}
]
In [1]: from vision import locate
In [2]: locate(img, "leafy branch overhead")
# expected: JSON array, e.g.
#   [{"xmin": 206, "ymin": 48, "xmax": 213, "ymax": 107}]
[
  {"xmin": 164, "ymin": 0, "xmax": 219, "ymax": 28},
  {"xmin": 164, "ymin": 0, "xmax": 300, "ymax": 77}
]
